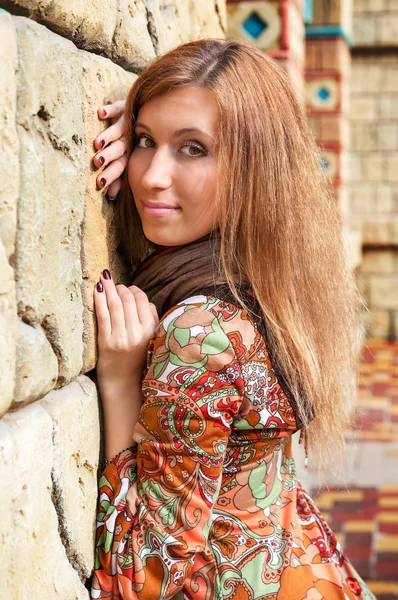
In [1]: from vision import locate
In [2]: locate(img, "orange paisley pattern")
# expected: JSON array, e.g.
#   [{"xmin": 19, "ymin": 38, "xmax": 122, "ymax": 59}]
[{"xmin": 90, "ymin": 295, "xmax": 375, "ymax": 600}]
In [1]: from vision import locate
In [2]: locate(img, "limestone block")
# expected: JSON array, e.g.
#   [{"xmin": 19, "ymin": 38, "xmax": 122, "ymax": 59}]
[
  {"xmin": 0, "ymin": 11, "xmax": 19, "ymax": 258},
  {"xmin": 392, "ymin": 220, "xmax": 398, "ymax": 245},
  {"xmin": 0, "ymin": 402, "xmax": 89, "ymax": 599},
  {"xmin": 144, "ymin": 0, "xmax": 226, "ymax": 56},
  {"xmin": 386, "ymin": 154, "xmax": 398, "ymax": 182},
  {"xmin": 352, "ymin": 123, "xmax": 367, "ymax": 153},
  {"xmin": 0, "ymin": 12, "xmax": 18, "ymax": 416},
  {"xmin": 79, "ymin": 50, "xmax": 135, "ymax": 373},
  {"xmin": 109, "ymin": 0, "xmax": 156, "ymax": 70},
  {"xmin": 385, "ymin": 65, "xmax": 398, "ymax": 93},
  {"xmin": 39, "ymin": 376, "xmax": 100, "ymax": 580},
  {"xmin": 350, "ymin": 63, "xmax": 368, "ymax": 94},
  {"xmin": 364, "ymin": 64, "xmax": 382, "ymax": 94},
  {"xmin": 362, "ymin": 220, "xmax": 393, "ymax": 245},
  {"xmin": 379, "ymin": 96, "xmax": 398, "ymax": 120},
  {"xmin": 353, "ymin": 14, "xmax": 377, "ymax": 45},
  {"xmin": 377, "ymin": 184, "xmax": 394, "ymax": 213},
  {"xmin": 14, "ymin": 17, "xmax": 84, "ymax": 392},
  {"xmin": 361, "ymin": 250, "xmax": 395, "ymax": 274},
  {"xmin": 350, "ymin": 96, "xmax": 377, "ymax": 120},
  {"xmin": 13, "ymin": 320, "xmax": 58, "ymax": 406},
  {"xmin": 145, "ymin": 0, "xmax": 188, "ymax": 54},
  {"xmin": 353, "ymin": 123, "xmax": 378, "ymax": 152},
  {"xmin": 1, "ymin": 0, "xmax": 156, "ymax": 71},
  {"xmin": 188, "ymin": 0, "xmax": 227, "ymax": 39},
  {"xmin": 377, "ymin": 123, "xmax": 398, "ymax": 151},
  {"xmin": 349, "ymin": 182, "xmax": 372, "ymax": 214},
  {"xmin": 348, "ymin": 152, "xmax": 363, "ymax": 182},
  {"xmin": 377, "ymin": 12, "xmax": 398, "ymax": 46},
  {"xmin": 369, "ymin": 275, "xmax": 398, "ymax": 310},
  {"xmin": 368, "ymin": 310, "xmax": 391, "ymax": 340},
  {"xmin": 361, "ymin": 153, "xmax": 384, "ymax": 182}
]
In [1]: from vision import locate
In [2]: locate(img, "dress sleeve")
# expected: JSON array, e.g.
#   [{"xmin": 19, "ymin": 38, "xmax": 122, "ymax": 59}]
[{"xmin": 90, "ymin": 298, "xmax": 245, "ymax": 600}]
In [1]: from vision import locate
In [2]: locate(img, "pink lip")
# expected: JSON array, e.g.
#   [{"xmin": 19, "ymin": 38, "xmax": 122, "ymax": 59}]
[{"xmin": 142, "ymin": 201, "xmax": 180, "ymax": 216}]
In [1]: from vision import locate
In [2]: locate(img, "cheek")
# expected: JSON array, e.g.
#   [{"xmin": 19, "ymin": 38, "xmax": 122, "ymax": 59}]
[{"xmin": 183, "ymin": 165, "xmax": 218, "ymax": 205}]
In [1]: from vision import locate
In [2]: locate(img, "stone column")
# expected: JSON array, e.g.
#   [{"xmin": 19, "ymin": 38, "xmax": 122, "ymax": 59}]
[{"xmin": 226, "ymin": 0, "xmax": 306, "ymax": 100}]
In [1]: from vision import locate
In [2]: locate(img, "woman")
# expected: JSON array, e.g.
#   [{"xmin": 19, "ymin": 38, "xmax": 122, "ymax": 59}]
[{"xmin": 90, "ymin": 39, "xmax": 373, "ymax": 600}]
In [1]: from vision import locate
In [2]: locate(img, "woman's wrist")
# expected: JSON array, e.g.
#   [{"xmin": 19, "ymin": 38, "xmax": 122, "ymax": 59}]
[
  {"xmin": 99, "ymin": 373, "xmax": 144, "ymax": 461},
  {"xmin": 98, "ymin": 370, "xmax": 143, "ymax": 403}
]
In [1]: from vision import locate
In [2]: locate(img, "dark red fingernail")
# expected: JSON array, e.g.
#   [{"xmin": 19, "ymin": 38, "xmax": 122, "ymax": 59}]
[
  {"xmin": 99, "ymin": 139, "xmax": 105, "ymax": 149},
  {"xmin": 98, "ymin": 155, "xmax": 105, "ymax": 166},
  {"xmin": 96, "ymin": 281, "xmax": 103, "ymax": 292},
  {"xmin": 102, "ymin": 108, "xmax": 107, "ymax": 117},
  {"xmin": 100, "ymin": 178, "xmax": 106, "ymax": 188},
  {"xmin": 102, "ymin": 269, "xmax": 111, "ymax": 280}
]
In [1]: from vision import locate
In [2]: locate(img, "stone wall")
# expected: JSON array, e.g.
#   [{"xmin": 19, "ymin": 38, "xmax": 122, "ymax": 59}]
[
  {"xmin": 0, "ymin": 3, "xmax": 226, "ymax": 597},
  {"xmin": 349, "ymin": 0, "xmax": 398, "ymax": 340}
]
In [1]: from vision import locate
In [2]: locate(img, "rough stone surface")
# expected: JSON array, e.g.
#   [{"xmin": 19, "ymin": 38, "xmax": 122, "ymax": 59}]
[
  {"xmin": 0, "ymin": 401, "xmax": 89, "ymax": 599},
  {"xmin": 14, "ymin": 17, "xmax": 85, "ymax": 391},
  {"xmin": 107, "ymin": 0, "xmax": 156, "ymax": 71},
  {"xmin": 0, "ymin": 3, "xmax": 231, "ymax": 598},
  {"xmin": 79, "ymin": 50, "xmax": 135, "ymax": 373},
  {"xmin": 1, "ymin": 0, "xmax": 155, "ymax": 71},
  {"xmin": 39, "ymin": 376, "xmax": 100, "ymax": 581},
  {"xmin": 369, "ymin": 274, "xmax": 398, "ymax": 310},
  {"xmin": 13, "ymin": 320, "xmax": 59, "ymax": 406},
  {"xmin": 0, "ymin": 12, "xmax": 18, "ymax": 416},
  {"xmin": 1, "ymin": 0, "xmax": 226, "ymax": 72}
]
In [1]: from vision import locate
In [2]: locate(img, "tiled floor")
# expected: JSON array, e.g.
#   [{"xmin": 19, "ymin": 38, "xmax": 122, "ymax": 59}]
[{"xmin": 311, "ymin": 341, "xmax": 398, "ymax": 599}]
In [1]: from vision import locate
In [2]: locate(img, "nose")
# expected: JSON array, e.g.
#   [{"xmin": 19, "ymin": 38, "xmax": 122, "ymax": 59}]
[{"xmin": 141, "ymin": 148, "xmax": 172, "ymax": 191}]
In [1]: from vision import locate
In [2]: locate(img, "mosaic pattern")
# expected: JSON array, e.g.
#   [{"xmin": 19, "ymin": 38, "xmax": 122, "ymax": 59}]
[
  {"xmin": 312, "ymin": 341, "xmax": 398, "ymax": 599},
  {"xmin": 305, "ymin": 73, "xmax": 341, "ymax": 111},
  {"xmin": 227, "ymin": 1, "xmax": 281, "ymax": 50}
]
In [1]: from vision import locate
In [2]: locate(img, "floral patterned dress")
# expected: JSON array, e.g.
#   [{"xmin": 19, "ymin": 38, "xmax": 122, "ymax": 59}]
[{"xmin": 90, "ymin": 295, "xmax": 376, "ymax": 600}]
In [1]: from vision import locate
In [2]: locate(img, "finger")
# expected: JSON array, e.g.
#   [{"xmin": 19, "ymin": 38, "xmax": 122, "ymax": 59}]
[
  {"xmin": 94, "ymin": 116, "xmax": 125, "ymax": 152},
  {"xmin": 97, "ymin": 100, "xmax": 126, "ymax": 121},
  {"xmin": 93, "ymin": 136, "xmax": 127, "ymax": 170},
  {"xmin": 96, "ymin": 154, "xmax": 128, "ymax": 191},
  {"xmin": 93, "ymin": 281, "xmax": 112, "ymax": 342},
  {"xmin": 100, "ymin": 272, "xmax": 126, "ymax": 331},
  {"xmin": 149, "ymin": 303, "xmax": 159, "ymax": 326},
  {"xmin": 116, "ymin": 285, "xmax": 140, "ymax": 330},
  {"xmin": 106, "ymin": 178, "xmax": 122, "ymax": 200},
  {"xmin": 129, "ymin": 288, "xmax": 154, "ymax": 327}
]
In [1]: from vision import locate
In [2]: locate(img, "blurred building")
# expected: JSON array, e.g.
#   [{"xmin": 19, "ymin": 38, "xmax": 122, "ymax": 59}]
[{"xmin": 226, "ymin": 0, "xmax": 398, "ymax": 342}]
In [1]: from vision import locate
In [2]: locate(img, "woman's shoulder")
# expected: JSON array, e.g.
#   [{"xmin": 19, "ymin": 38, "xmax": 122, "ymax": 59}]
[{"xmin": 156, "ymin": 293, "xmax": 261, "ymax": 361}]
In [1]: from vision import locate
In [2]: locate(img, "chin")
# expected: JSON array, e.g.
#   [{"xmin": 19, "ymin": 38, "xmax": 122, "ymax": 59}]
[
  {"xmin": 142, "ymin": 224, "xmax": 209, "ymax": 247},
  {"xmin": 142, "ymin": 225, "xmax": 182, "ymax": 247}
]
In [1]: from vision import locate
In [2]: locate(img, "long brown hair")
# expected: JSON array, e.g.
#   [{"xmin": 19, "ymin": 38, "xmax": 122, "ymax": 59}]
[{"xmin": 117, "ymin": 38, "xmax": 365, "ymax": 476}]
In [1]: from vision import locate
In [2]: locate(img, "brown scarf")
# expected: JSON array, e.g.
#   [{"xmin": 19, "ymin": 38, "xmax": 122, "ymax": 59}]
[
  {"xmin": 131, "ymin": 229, "xmax": 231, "ymax": 318},
  {"xmin": 131, "ymin": 229, "xmax": 309, "ymax": 428}
]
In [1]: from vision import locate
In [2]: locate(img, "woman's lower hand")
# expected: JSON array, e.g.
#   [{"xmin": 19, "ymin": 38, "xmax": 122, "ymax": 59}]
[
  {"xmin": 93, "ymin": 100, "xmax": 127, "ymax": 199},
  {"xmin": 93, "ymin": 269, "xmax": 159, "ymax": 387}
]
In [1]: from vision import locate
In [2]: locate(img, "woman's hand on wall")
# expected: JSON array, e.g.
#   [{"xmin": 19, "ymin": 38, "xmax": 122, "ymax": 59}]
[
  {"xmin": 93, "ymin": 100, "xmax": 127, "ymax": 200},
  {"xmin": 93, "ymin": 269, "xmax": 159, "ymax": 389}
]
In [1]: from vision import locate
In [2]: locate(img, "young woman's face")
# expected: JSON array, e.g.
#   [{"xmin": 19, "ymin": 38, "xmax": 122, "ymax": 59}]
[{"xmin": 127, "ymin": 86, "xmax": 219, "ymax": 246}]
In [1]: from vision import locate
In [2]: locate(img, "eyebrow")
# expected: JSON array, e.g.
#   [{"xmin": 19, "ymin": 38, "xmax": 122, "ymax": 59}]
[{"xmin": 134, "ymin": 122, "xmax": 214, "ymax": 141}]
